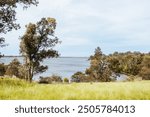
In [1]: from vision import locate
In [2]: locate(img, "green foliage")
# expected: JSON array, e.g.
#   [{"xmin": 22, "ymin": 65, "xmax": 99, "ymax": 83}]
[
  {"xmin": 86, "ymin": 47, "xmax": 112, "ymax": 82},
  {"xmin": 139, "ymin": 56, "xmax": 150, "ymax": 80},
  {"xmin": 50, "ymin": 75, "xmax": 62, "ymax": 83},
  {"xmin": 107, "ymin": 52, "xmax": 144, "ymax": 75},
  {"xmin": 0, "ymin": 0, "xmax": 38, "ymax": 56},
  {"xmin": 127, "ymin": 75, "xmax": 142, "ymax": 81},
  {"xmin": 39, "ymin": 75, "xmax": 63, "ymax": 84},
  {"xmin": 64, "ymin": 78, "xmax": 69, "ymax": 83},
  {"xmin": 71, "ymin": 72, "xmax": 87, "ymax": 82},
  {"xmin": 5, "ymin": 58, "xmax": 21, "ymax": 77},
  {"xmin": 20, "ymin": 18, "xmax": 60, "ymax": 82},
  {"xmin": 17, "ymin": 64, "xmax": 28, "ymax": 80},
  {"xmin": 0, "ymin": 63, "xmax": 6, "ymax": 76},
  {"xmin": 140, "ymin": 67, "xmax": 150, "ymax": 80},
  {"xmin": 0, "ymin": 0, "xmax": 38, "ymax": 34},
  {"xmin": 39, "ymin": 77, "xmax": 52, "ymax": 84}
]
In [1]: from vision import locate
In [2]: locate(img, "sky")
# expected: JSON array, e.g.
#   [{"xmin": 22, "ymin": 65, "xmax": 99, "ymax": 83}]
[{"xmin": 1, "ymin": 0, "xmax": 150, "ymax": 57}]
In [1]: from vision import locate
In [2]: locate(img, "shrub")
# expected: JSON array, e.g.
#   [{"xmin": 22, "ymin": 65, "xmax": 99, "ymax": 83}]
[
  {"xmin": 127, "ymin": 75, "xmax": 136, "ymax": 81},
  {"xmin": 5, "ymin": 59, "xmax": 21, "ymax": 77},
  {"xmin": 50, "ymin": 75, "xmax": 63, "ymax": 83},
  {"xmin": 71, "ymin": 72, "xmax": 87, "ymax": 82},
  {"xmin": 18, "ymin": 65, "xmax": 27, "ymax": 80},
  {"xmin": 140, "ymin": 67, "xmax": 150, "ymax": 80},
  {"xmin": 64, "ymin": 78, "xmax": 69, "ymax": 83},
  {"xmin": 0, "ymin": 63, "xmax": 6, "ymax": 76},
  {"xmin": 39, "ymin": 77, "xmax": 52, "ymax": 84},
  {"xmin": 139, "ymin": 56, "xmax": 150, "ymax": 80},
  {"xmin": 39, "ymin": 75, "xmax": 63, "ymax": 84}
]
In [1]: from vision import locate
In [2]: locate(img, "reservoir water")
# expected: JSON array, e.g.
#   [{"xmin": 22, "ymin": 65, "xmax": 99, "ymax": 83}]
[{"xmin": 0, "ymin": 57, "xmax": 90, "ymax": 80}]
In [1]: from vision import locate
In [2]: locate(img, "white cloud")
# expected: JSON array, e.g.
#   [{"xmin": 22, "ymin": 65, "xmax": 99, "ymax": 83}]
[
  {"xmin": 2, "ymin": 0, "xmax": 150, "ymax": 56},
  {"xmin": 60, "ymin": 37, "xmax": 91, "ymax": 46}
]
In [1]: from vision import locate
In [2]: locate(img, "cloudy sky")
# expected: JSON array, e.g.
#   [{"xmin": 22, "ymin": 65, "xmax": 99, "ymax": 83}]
[{"xmin": 1, "ymin": 0, "xmax": 150, "ymax": 57}]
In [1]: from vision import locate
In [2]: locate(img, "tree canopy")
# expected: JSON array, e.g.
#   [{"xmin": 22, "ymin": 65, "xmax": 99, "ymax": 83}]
[
  {"xmin": 85, "ymin": 47, "xmax": 112, "ymax": 82},
  {"xmin": 0, "ymin": 0, "xmax": 38, "ymax": 34},
  {"xmin": 0, "ymin": 0, "xmax": 38, "ymax": 56},
  {"xmin": 20, "ymin": 17, "xmax": 60, "ymax": 82},
  {"xmin": 139, "ymin": 56, "xmax": 150, "ymax": 80}
]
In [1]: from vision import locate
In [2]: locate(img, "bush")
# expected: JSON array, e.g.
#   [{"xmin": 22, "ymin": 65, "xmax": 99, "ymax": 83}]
[
  {"xmin": 39, "ymin": 77, "xmax": 52, "ymax": 84},
  {"xmin": 18, "ymin": 65, "xmax": 27, "ymax": 80},
  {"xmin": 127, "ymin": 75, "xmax": 136, "ymax": 81},
  {"xmin": 71, "ymin": 72, "xmax": 87, "ymax": 82},
  {"xmin": 5, "ymin": 59, "xmax": 21, "ymax": 77},
  {"xmin": 140, "ymin": 67, "xmax": 150, "ymax": 80},
  {"xmin": 50, "ymin": 75, "xmax": 63, "ymax": 83},
  {"xmin": 64, "ymin": 78, "xmax": 69, "ymax": 83},
  {"xmin": 139, "ymin": 56, "xmax": 150, "ymax": 80},
  {"xmin": 39, "ymin": 75, "xmax": 63, "ymax": 84},
  {"xmin": 0, "ymin": 63, "xmax": 6, "ymax": 76}
]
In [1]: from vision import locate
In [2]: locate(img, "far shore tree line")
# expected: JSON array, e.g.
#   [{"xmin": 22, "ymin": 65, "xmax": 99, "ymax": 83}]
[
  {"xmin": 71, "ymin": 48, "xmax": 150, "ymax": 82},
  {"xmin": 0, "ymin": 0, "xmax": 150, "ymax": 83},
  {"xmin": 1, "ymin": 47, "xmax": 150, "ymax": 83}
]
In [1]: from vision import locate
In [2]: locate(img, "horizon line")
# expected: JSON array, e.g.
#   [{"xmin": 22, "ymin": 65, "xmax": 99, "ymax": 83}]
[{"xmin": 2, "ymin": 55, "xmax": 89, "ymax": 58}]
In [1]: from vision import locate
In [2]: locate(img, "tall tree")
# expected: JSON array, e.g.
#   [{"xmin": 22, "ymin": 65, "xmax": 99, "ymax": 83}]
[
  {"xmin": 86, "ymin": 47, "xmax": 112, "ymax": 82},
  {"xmin": 20, "ymin": 17, "xmax": 60, "ymax": 82},
  {"xmin": 0, "ymin": 0, "xmax": 38, "ymax": 56}
]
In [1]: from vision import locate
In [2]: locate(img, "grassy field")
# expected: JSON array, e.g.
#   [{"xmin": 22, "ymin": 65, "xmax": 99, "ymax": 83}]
[{"xmin": 0, "ymin": 78, "xmax": 150, "ymax": 100}]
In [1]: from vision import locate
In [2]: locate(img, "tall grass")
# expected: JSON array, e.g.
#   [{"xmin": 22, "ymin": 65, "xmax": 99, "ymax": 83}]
[{"xmin": 0, "ymin": 78, "xmax": 150, "ymax": 100}]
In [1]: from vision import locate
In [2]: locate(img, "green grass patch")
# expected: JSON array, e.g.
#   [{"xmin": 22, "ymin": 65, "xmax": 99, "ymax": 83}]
[{"xmin": 0, "ymin": 78, "xmax": 150, "ymax": 100}]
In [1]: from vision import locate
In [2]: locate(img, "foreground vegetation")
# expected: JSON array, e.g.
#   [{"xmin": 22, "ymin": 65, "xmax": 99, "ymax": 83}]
[{"xmin": 0, "ymin": 78, "xmax": 150, "ymax": 100}]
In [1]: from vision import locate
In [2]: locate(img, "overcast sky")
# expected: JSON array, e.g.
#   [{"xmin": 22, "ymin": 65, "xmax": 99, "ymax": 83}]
[{"xmin": 1, "ymin": 0, "xmax": 150, "ymax": 57}]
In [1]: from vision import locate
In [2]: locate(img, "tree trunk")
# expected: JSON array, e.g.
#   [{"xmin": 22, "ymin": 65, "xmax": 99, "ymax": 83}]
[
  {"xmin": 28, "ymin": 65, "xmax": 33, "ymax": 83},
  {"xmin": 26, "ymin": 58, "xmax": 33, "ymax": 83}
]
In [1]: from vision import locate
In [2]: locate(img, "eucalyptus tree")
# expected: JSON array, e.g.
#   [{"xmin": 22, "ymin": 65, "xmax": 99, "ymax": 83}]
[
  {"xmin": 86, "ymin": 47, "xmax": 112, "ymax": 82},
  {"xmin": 20, "ymin": 18, "xmax": 60, "ymax": 82},
  {"xmin": 0, "ymin": 0, "xmax": 38, "ymax": 56}
]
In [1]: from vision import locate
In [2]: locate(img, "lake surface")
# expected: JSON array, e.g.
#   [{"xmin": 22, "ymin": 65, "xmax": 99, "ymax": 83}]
[{"xmin": 0, "ymin": 57, "xmax": 90, "ymax": 80}]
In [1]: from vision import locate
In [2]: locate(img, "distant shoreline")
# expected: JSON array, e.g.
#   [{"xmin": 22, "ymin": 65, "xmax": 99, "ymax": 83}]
[
  {"xmin": 2, "ymin": 56, "xmax": 89, "ymax": 58},
  {"xmin": 3, "ymin": 56, "xmax": 22, "ymax": 57}
]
